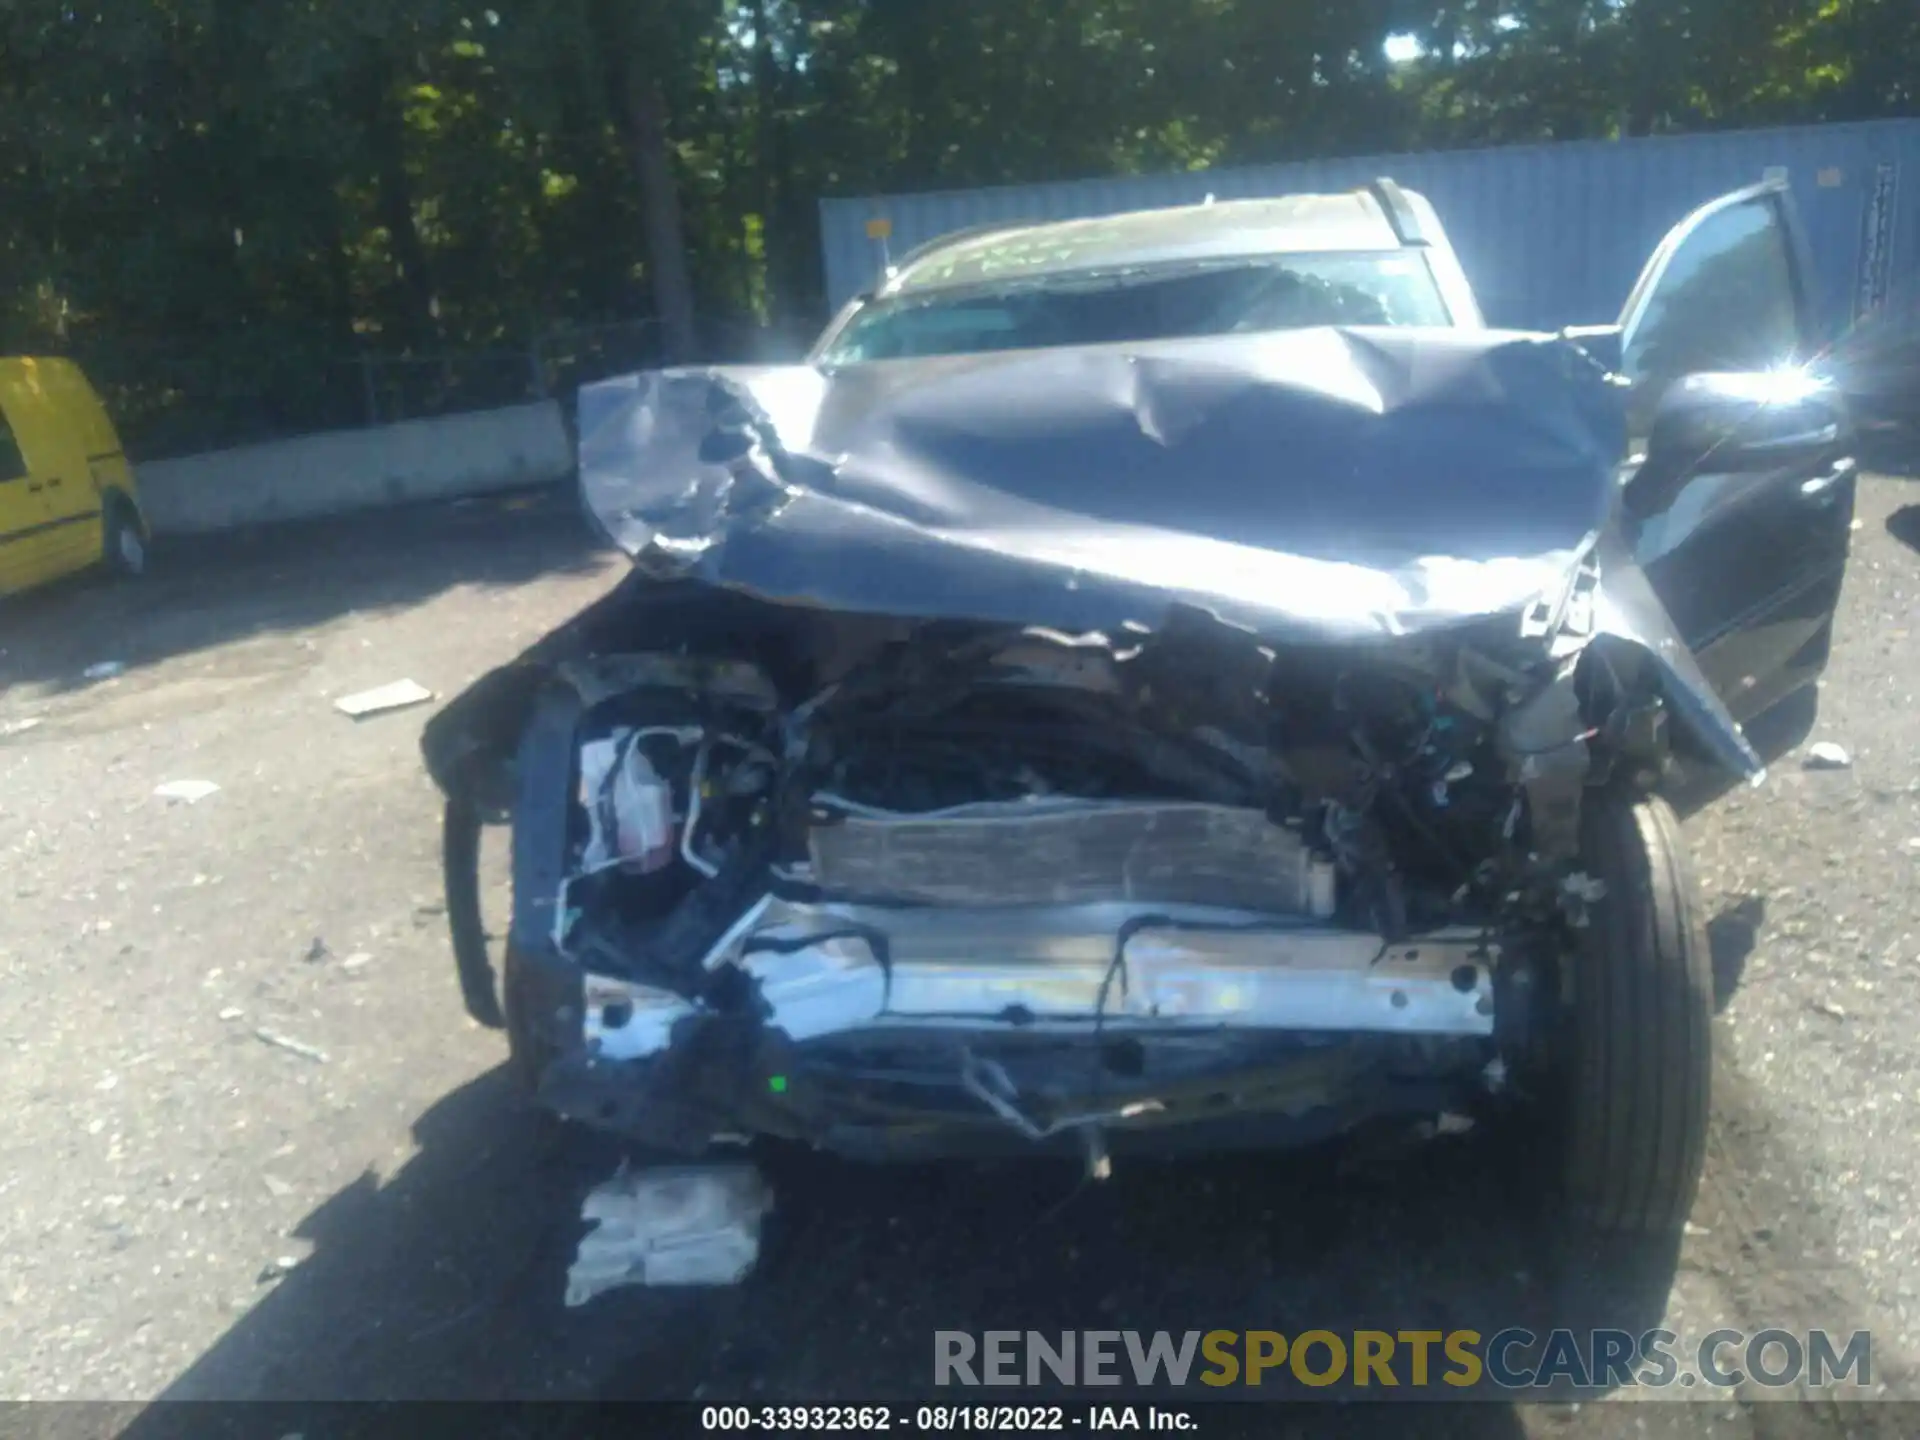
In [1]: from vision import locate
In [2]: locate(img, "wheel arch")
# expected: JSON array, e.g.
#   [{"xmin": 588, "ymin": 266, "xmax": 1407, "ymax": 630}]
[{"xmin": 100, "ymin": 483, "xmax": 149, "ymax": 537}]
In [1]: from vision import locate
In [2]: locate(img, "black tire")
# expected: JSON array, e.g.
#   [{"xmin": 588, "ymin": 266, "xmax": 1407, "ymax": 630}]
[
  {"xmin": 101, "ymin": 494, "xmax": 148, "ymax": 578},
  {"xmin": 1562, "ymin": 794, "xmax": 1711, "ymax": 1235},
  {"xmin": 442, "ymin": 797, "xmax": 506, "ymax": 1031},
  {"xmin": 1798, "ymin": 614, "xmax": 1835, "ymax": 674}
]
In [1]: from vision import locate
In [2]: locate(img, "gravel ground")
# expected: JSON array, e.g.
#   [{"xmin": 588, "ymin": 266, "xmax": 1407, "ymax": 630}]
[{"xmin": 2, "ymin": 479, "xmax": 1918, "ymax": 1437}]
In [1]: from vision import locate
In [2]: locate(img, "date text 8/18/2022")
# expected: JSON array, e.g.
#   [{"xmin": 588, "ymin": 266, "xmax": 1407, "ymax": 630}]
[{"xmin": 699, "ymin": 1405, "xmax": 1199, "ymax": 1432}]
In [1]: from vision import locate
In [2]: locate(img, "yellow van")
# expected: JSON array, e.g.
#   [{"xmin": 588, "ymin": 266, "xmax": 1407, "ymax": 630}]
[{"xmin": 0, "ymin": 357, "xmax": 146, "ymax": 596}]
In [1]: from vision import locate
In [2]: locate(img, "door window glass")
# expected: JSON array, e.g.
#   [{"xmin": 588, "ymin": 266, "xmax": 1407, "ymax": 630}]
[{"xmin": 1621, "ymin": 198, "xmax": 1803, "ymax": 431}]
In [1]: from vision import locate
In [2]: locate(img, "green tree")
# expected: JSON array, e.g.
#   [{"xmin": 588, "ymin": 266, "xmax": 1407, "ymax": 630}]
[{"xmin": 0, "ymin": 0, "xmax": 1913, "ymax": 456}]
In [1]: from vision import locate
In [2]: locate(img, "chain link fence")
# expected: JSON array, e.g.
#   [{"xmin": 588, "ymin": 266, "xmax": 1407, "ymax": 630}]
[{"xmin": 71, "ymin": 315, "xmax": 817, "ymax": 464}]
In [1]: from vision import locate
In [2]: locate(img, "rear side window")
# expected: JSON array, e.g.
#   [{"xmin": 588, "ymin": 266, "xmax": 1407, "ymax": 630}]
[{"xmin": 0, "ymin": 411, "xmax": 26, "ymax": 482}]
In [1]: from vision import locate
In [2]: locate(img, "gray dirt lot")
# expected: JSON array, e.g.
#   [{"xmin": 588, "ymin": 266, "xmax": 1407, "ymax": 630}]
[{"xmin": 4, "ymin": 479, "xmax": 1920, "ymax": 1437}]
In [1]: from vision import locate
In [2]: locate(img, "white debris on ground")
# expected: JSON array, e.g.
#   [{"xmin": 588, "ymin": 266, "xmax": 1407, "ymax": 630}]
[
  {"xmin": 1803, "ymin": 741, "xmax": 1853, "ymax": 771},
  {"xmin": 0, "ymin": 717, "xmax": 42, "ymax": 738},
  {"xmin": 566, "ymin": 1163, "xmax": 774, "ymax": 1306},
  {"xmin": 81, "ymin": 661, "xmax": 125, "ymax": 681},
  {"xmin": 252, "ymin": 1028, "xmax": 330, "ymax": 1064},
  {"xmin": 153, "ymin": 780, "xmax": 221, "ymax": 805},
  {"xmin": 334, "ymin": 678, "xmax": 435, "ymax": 719}
]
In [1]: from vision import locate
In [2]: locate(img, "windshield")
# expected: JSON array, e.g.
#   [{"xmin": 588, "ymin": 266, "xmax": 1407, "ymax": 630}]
[{"xmin": 817, "ymin": 252, "xmax": 1454, "ymax": 365}]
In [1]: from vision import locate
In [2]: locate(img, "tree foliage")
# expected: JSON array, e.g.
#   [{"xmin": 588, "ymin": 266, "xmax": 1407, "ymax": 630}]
[{"xmin": 0, "ymin": 0, "xmax": 1912, "ymax": 452}]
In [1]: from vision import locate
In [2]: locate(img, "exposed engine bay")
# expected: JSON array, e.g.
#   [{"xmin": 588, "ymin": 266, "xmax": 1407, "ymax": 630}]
[{"xmin": 442, "ymin": 581, "xmax": 1678, "ymax": 1162}]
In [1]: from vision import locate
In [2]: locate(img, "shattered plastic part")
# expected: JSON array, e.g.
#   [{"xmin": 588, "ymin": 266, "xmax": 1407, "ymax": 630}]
[
  {"xmin": 577, "ymin": 726, "xmax": 701, "ymax": 874},
  {"xmin": 584, "ymin": 972, "xmax": 691, "ymax": 1057},
  {"xmin": 576, "ymin": 736, "xmax": 624, "ymax": 871},
  {"xmin": 565, "ymin": 1163, "xmax": 773, "ymax": 1303},
  {"xmin": 612, "ymin": 746, "xmax": 678, "ymax": 873},
  {"xmin": 1558, "ymin": 872, "xmax": 1610, "ymax": 928}
]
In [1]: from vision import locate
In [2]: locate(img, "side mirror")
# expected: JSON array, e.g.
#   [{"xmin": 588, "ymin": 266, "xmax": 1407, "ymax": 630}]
[
  {"xmin": 1628, "ymin": 371, "xmax": 1846, "ymax": 517},
  {"xmin": 1561, "ymin": 324, "xmax": 1624, "ymax": 375}
]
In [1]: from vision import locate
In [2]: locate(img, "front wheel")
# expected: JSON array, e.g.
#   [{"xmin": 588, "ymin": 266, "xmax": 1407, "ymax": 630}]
[{"xmin": 1561, "ymin": 794, "xmax": 1712, "ymax": 1235}]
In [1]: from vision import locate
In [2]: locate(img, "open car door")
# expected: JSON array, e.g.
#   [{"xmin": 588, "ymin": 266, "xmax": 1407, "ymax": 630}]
[{"xmin": 1615, "ymin": 180, "xmax": 1858, "ymax": 725}]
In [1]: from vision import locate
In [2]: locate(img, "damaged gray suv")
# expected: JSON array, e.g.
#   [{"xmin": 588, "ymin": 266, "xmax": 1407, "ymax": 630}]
[{"xmin": 425, "ymin": 179, "xmax": 1857, "ymax": 1236}]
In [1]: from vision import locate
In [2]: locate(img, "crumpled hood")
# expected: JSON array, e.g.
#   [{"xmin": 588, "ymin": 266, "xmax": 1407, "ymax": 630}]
[
  {"xmin": 575, "ymin": 325, "xmax": 1759, "ymax": 777},
  {"xmin": 578, "ymin": 327, "xmax": 1629, "ymax": 643}
]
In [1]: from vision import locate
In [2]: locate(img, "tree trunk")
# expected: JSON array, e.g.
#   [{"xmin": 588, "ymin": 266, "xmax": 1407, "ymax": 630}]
[
  {"xmin": 1622, "ymin": 0, "xmax": 1670, "ymax": 137},
  {"xmin": 316, "ymin": 183, "xmax": 360, "ymax": 353},
  {"xmin": 749, "ymin": 0, "xmax": 781, "ymax": 325},
  {"xmin": 620, "ymin": 58, "xmax": 698, "ymax": 362},
  {"xmin": 194, "ymin": 0, "xmax": 258, "ymax": 339},
  {"xmin": 874, "ymin": 0, "xmax": 940, "ymax": 182},
  {"xmin": 365, "ymin": 52, "xmax": 439, "ymax": 349}
]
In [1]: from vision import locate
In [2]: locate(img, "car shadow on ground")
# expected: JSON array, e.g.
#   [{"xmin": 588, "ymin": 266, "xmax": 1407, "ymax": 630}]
[
  {"xmin": 114, "ymin": 1064, "xmax": 1691, "ymax": 1433},
  {"xmin": 1859, "ymin": 431, "xmax": 1920, "ymax": 480},
  {"xmin": 1707, "ymin": 896, "xmax": 1766, "ymax": 1013},
  {"xmin": 1887, "ymin": 504, "xmax": 1920, "ymax": 555},
  {"xmin": 1665, "ymin": 683, "xmax": 1821, "ymax": 823},
  {"xmin": 0, "ymin": 485, "xmax": 608, "ymax": 695}
]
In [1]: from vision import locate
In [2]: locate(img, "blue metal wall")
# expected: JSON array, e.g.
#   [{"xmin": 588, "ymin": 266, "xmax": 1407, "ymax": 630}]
[{"xmin": 820, "ymin": 120, "xmax": 1920, "ymax": 339}]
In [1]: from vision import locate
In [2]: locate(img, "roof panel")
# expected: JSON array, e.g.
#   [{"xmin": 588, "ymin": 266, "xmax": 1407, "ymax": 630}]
[{"xmin": 886, "ymin": 193, "xmax": 1402, "ymax": 295}]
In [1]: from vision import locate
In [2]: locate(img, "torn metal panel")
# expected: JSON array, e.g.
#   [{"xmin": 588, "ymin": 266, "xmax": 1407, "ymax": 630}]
[
  {"xmin": 571, "ymin": 328, "xmax": 1761, "ymax": 783},
  {"xmin": 578, "ymin": 328, "xmax": 1625, "ymax": 643},
  {"xmin": 1584, "ymin": 532, "xmax": 1764, "ymax": 779}
]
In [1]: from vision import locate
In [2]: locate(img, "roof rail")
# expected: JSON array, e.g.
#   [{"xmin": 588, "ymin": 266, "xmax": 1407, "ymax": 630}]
[
  {"xmin": 888, "ymin": 222, "xmax": 1033, "ymax": 274},
  {"xmin": 1365, "ymin": 178, "xmax": 1427, "ymax": 246}
]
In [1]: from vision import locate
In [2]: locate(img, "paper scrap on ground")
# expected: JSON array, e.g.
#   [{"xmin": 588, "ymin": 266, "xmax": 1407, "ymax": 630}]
[
  {"xmin": 335, "ymin": 679, "xmax": 435, "ymax": 719},
  {"xmin": 83, "ymin": 661, "xmax": 126, "ymax": 681},
  {"xmin": 566, "ymin": 1163, "xmax": 773, "ymax": 1305},
  {"xmin": 0, "ymin": 717, "xmax": 42, "ymax": 738},
  {"xmin": 155, "ymin": 780, "xmax": 221, "ymax": 805},
  {"xmin": 1803, "ymin": 742, "xmax": 1852, "ymax": 771}
]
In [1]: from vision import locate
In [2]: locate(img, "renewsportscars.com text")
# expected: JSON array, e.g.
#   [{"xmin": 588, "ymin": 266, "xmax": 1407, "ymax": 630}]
[{"xmin": 933, "ymin": 1328, "xmax": 1873, "ymax": 1392}]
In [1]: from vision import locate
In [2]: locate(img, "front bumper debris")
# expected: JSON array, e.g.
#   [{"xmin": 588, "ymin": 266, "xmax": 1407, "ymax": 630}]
[{"xmin": 580, "ymin": 902, "xmax": 1496, "ymax": 1062}]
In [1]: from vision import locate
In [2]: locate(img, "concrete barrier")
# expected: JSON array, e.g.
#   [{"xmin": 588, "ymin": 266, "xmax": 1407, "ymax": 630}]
[{"xmin": 136, "ymin": 400, "xmax": 575, "ymax": 536}]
